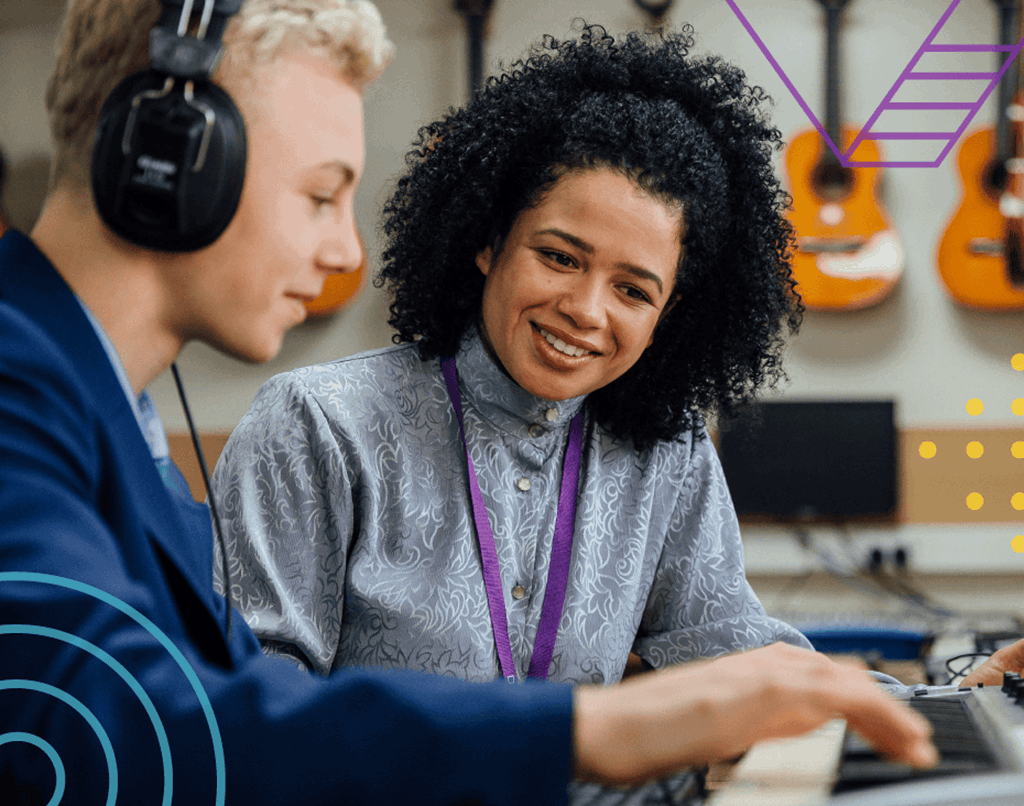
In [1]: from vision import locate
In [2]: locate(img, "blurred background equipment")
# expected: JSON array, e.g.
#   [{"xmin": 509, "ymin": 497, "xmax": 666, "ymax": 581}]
[{"xmin": 719, "ymin": 399, "xmax": 898, "ymax": 522}]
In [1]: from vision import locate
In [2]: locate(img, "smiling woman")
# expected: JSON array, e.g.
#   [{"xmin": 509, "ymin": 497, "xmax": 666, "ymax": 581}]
[
  {"xmin": 212, "ymin": 22, "xmax": 807, "ymax": 805},
  {"xmin": 475, "ymin": 168, "xmax": 682, "ymax": 402}
]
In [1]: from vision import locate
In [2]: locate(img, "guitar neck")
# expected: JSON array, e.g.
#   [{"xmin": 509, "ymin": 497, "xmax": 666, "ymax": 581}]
[
  {"xmin": 993, "ymin": 0, "xmax": 1019, "ymax": 160},
  {"xmin": 818, "ymin": 0, "xmax": 852, "ymax": 160},
  {"xmin": 454, "ymin": 0, "xmax": 495, "ymax": 99}
]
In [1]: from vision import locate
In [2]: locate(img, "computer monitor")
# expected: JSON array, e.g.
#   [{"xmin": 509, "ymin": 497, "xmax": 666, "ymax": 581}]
[{"xmin": 717, "ymin": 399, "xmax": 898, "ymax": 523}]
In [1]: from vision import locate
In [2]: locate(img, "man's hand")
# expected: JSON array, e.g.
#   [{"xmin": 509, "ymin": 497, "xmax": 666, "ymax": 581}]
[
  {"xmin": 961, "ymin": 637, "xmax": 1024, "ymax": 688},
  {"xmin": 573, "ymin": 642, "xmax": 938, "ymax": 785}
]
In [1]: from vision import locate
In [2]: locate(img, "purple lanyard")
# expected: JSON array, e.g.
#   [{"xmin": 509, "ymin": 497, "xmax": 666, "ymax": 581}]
[{"xmin": 441, "ymin": 357, "xmax": 583, "ymax": 683}]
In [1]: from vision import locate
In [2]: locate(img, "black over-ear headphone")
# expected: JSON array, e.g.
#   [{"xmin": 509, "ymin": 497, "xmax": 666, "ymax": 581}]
[{"xmin": 92, "ymin": 0, "xmax": 246, "ymax": 252}]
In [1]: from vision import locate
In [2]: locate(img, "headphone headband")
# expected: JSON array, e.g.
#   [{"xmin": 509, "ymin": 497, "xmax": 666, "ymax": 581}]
[{"xmin": 151, "ymin": 0, "xmax": 243, "ymax": 78}]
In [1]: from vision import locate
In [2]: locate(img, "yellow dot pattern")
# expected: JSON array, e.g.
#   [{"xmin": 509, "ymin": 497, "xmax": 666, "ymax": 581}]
[
  {"xmin": 1008, "ymin": 354, "xmax": 1023, "ymax": 552},
  {"xmin": 918, "ymin": 441, "xmax": 936, "ymax": 459},
  {"xmin": 942, "ymin": 358, "xmax": 1024, "ymax": 552}
]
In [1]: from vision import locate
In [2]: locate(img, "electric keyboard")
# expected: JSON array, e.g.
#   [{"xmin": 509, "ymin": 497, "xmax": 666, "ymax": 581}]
[{"xmin": 708, "ymin": 675, "xmax": 1024, "ymax": 806}]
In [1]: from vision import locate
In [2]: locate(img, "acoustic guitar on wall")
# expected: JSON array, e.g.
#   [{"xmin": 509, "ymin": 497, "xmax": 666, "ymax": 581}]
[
  {"xmin": 783, "ymin": 0, "xmax": 904, "ymax": 311},
  {"xmin": 936, "ymin": 0, "xmax": 1024, "ymax": 311}
]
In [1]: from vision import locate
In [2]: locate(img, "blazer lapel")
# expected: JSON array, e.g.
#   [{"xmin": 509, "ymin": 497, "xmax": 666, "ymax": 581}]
[{"xmin": 0, "ymin": 231, "xmax": 230, "ymax": 664}]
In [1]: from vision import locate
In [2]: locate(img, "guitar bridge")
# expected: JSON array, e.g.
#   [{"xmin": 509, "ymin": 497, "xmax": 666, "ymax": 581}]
[
  {"xmin": 968, "ymin": 238, "xmax": 1004, "ymax": 256},
  {"xmin": 798, "ymin": 238, "xmax": 867, "ymax": 254}
]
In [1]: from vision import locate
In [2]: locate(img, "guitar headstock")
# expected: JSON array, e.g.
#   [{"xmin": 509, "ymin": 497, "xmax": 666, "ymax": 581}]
[{"xmin": 814, "ymin": 0, "xmax": 852, "ymax": 10}]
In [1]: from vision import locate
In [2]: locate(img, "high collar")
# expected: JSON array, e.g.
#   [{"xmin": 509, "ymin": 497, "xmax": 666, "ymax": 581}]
[{"xmin": 452, "ymin": 328, "xmax": 586, "ymax": 438}]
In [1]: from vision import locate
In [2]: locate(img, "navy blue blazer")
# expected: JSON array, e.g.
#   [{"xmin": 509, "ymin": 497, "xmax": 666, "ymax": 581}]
[{"xmin": 0, "ymin": 231, "xmax": 573, "ymax": 805}]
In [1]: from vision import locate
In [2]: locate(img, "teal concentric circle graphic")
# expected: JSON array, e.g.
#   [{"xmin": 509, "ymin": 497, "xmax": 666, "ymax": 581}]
[
  {"xmin": 0, "ymin": 572, "xmax": 225, "ymax": 804},
  {"xmin": 0, "ymin": 729, "xmax": 68, "ymax": 806}
]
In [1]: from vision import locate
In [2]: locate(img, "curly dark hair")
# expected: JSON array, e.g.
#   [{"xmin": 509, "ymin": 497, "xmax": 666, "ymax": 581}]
[{"xmin": 377, "ymin": 22, "xmax": 801, "ymax": 451}]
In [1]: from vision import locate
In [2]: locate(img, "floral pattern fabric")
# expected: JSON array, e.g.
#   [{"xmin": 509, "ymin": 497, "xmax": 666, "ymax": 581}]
[{"xmin": 211, "ymin": 331, "xmax": 809, "ymax": 689}]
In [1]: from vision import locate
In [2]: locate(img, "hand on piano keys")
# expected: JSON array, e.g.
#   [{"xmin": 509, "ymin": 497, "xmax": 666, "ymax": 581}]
[{"xmin": 573, "ymin": 642, "xmax": 937, "ymax": 786}]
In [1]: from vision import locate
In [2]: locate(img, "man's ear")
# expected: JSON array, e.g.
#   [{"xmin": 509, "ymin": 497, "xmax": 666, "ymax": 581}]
[{"xmin": 475, "ymin": 244, "xmax": 494, "ymax": 277}]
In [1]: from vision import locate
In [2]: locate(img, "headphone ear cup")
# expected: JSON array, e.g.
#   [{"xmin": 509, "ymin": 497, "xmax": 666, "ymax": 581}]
[{"xmin": 91, "ymin": 69, "xmax": 247, "ymax": 252}]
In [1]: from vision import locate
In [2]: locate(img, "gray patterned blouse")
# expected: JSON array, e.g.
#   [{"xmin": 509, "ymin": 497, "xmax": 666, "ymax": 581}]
[{"xmin": 211, "ymin": 330, "xmax": 809, "ymax": 688}]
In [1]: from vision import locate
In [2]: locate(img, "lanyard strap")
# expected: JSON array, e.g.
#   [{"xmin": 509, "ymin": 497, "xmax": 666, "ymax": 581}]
[{"xmin": 441, "ymin": 357, "xmax": 583, "ymax": 682}]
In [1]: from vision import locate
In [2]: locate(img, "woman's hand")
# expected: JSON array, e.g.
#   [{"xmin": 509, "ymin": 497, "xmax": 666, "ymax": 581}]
[
  {"xmin": 960, "ymin": 637, "xmax": 1024, "ymax": 688},
  {"xmin": 573, "ymin": 642, "xmax": 937, "ymax": 784}
]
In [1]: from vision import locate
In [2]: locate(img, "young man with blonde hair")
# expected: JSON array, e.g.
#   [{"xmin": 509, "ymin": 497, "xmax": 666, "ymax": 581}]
[{"xmin": 0, "ymin": 0, "xmax": 941, "ymax": 803}]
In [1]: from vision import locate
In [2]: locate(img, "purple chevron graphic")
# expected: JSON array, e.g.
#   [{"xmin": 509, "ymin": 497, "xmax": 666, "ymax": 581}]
[{"xmin": 725, "ymin": 0, "xmax": 1024, "ymax": 168}]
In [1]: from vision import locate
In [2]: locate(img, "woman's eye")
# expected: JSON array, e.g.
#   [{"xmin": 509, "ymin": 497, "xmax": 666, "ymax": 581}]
[
  {"xmin": 540, "ymin": 249, "xmax": 575, "ymax": 267},
  {"xmin": 622, "ymin": 285, "xmax": 653, "ymax": 304}
]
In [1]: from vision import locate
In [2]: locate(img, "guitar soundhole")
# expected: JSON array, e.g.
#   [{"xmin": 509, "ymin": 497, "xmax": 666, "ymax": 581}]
[
  {"xmin": 811, "ymin": 160, "xmax": 854, "ymax": 202},
  {"xmin": 983, "ymin": 160, "xmax": 1008, "ymax": 200}
]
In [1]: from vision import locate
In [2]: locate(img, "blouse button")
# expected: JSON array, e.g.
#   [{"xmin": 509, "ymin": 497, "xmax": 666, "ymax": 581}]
[
  {"xmin": 516, "ymin": 477, "xmax": 532, "ymax": 492},
  {"xmin": 545, "ymin": 408, "xmax": 558, "ymax": 422},
  {"xmin": 511, "ymin": 585, "xmax": 527, "ymax": 600},
  {"xmin": 529, "ymin": 424, "xmax": 544, "ymax": 438}
]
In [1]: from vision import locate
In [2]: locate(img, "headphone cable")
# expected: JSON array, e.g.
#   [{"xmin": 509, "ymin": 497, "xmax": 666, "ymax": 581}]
[{"xmin": 171, "ymin": 362, "xmax": 233, "ymax": 642}]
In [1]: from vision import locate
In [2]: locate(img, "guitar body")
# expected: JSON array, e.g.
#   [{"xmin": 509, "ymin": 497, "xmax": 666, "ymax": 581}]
[
  {"xmin": 784, "ymin": 125, "xmax": 903, "ymax": 310},
  {"xmin": 936, "ymin": 128, "xmax": 1024, "ymax": 310}
]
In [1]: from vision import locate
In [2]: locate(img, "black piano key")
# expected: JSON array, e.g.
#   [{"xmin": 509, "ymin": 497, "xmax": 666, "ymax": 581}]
[{"xmin": 832, "ymin": 698, "xmax": 1000, "ymax": 795}]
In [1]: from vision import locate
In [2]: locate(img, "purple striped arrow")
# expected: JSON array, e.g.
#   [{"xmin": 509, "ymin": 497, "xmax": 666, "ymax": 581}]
[{"xmin": 726, "ymin": 0, "xmax": 1024, "ymax": 168}]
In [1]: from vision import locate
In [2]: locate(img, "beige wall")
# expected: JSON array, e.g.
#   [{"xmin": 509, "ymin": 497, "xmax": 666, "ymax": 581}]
[{"xmin": 2, "ymin": 1, "xmax": 1022, "ymax": 590}]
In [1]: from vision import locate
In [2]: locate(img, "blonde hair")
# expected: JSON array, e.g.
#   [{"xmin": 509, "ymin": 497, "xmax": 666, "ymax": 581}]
[{"xmin": 45, "ymin": 0, "xmax": 393, "ymax": 191}]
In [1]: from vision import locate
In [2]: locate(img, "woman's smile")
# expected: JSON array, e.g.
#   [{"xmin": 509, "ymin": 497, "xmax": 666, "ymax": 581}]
[{"xmin": 535, "ymin": 324, "xmax": 596, "ymax": 359}]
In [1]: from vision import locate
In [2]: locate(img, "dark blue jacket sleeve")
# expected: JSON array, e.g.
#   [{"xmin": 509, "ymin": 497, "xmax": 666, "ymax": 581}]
[{"xmin": 0, "ymin": 306, "xmax": 573, "ymax": 806}]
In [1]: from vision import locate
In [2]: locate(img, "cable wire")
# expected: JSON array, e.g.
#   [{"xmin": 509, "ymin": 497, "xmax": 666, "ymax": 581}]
[{"xmin": 171, "ymin": 363, "xmax": 232, "ymax": 641}]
